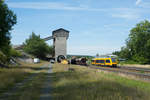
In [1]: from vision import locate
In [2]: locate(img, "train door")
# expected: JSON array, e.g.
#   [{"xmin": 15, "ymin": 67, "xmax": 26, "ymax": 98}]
[
  {"xmin": 91, "ymin": 60, "xmax": 95, "ymax": 65},
  {"xmin": 105, "ymin": 59, "xmax": 111, "ymax": 66}
]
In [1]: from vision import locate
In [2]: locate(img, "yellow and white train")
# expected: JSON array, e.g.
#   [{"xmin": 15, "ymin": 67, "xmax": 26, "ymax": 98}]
[{"xmin": 91, "ymin": 58, "xmax": 117, "ymax": 67}]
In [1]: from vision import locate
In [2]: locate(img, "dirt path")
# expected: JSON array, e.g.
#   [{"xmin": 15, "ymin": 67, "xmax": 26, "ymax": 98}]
[
  {"xmin": 39, "ymin": 64, "xmax": 52, "ymax": 100},
  {"xmin": 0, "ymin": 74, "xmax": 37, "ymax": 100},
  {"xmin": 0, "ymin": 64, "xmax": 48, "ymax": 100}
]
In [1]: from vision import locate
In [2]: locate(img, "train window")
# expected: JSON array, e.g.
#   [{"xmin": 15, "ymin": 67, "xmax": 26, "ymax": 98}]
[
  {"xmin": 96, "ymin": 60, "xmax": 105, "ymax": 63},
  {"xmin": 111, "ymin": 58, "xmax": 116, "ymax": 62},
  {"xmin": 106, "ymin": 60, "xmax": 110, "ymax": 63}
]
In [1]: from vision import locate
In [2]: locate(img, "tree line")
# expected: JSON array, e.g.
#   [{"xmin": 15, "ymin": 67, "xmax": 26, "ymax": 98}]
[
  {"xmin": 0, "ymin": 1, "xmax": 53, "ymax": 65},
  {"xmin": 113, "ymin": 20, "xmax": 150, "ymax": 64},
  {"xmin": 0, "ymin": 1, "xmax": 17, "ymax": 64}
]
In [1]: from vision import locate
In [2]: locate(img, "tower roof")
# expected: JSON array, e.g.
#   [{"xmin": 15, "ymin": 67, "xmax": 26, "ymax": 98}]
[{"xmin": 52, "ymin": 28, "xmax": 69, "ymax": 34}]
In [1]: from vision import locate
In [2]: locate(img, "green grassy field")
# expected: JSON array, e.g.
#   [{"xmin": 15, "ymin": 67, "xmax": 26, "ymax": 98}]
[
  {"xmin": 0, "ymin": 61, "xmax": 49, "ymax": 99},
  {"xmin": 8, "ymin": 73, "xmax": 47, "ymax": 100},
  {"xmin": 52, "ymin": 64, "xmax": 150, "ymax": 100},
  {"xmin": 1, "ymin": 62, "xmax": 150, "ymax": 100}
]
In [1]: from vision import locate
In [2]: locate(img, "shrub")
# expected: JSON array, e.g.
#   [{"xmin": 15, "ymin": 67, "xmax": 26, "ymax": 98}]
[{"xmin": 0, "ymin": 51, "xmax": 7, "ymax": 64}]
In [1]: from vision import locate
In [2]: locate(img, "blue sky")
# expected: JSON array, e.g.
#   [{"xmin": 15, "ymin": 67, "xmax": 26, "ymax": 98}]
[{"xmin": 6, "ymin": 0, "xmax": 150, "ymax": 55}]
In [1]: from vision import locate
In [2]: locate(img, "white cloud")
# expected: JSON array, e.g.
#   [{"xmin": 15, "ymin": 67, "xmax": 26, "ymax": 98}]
[
  {"xmin": 135, "ymin": 0, "xmax": 150, "ymax": 8},
  {"xmin": 7, "ymin": 2, "xmax": 145, "ymax": 20},
  {"xmin": 7, "ymin": 2, "xmax": 105, "ymax": 11},
  {"xmin": 110, "ymin": 8, "xmax": 141, "ymax": 20},
  {"xmin": 112, "ymin": 12, "xmax": 140, "ymax": 19},
  {"xmin": 139, "ymin": 2, "xmax": 150, "ymax": 8},
  {"xmin": 136, "ymin": 0, "xmax": 142, "ymax": 5}
]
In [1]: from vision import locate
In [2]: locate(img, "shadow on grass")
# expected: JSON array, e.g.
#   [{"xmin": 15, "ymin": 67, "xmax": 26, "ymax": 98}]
[
  {"xmin": 8, "ymin": 66, "xmax": 50, "ymax": 71},
  {"xmin": 0, "ymin": 72, "xmax": 52, "ymax": 100},
  {"xmin": 0, "ymin": 64, "xmax": 51, "ymax": 99},
  {"xmin": 51, "ymin": 71, "xmax": 150, "ymax": 100}
]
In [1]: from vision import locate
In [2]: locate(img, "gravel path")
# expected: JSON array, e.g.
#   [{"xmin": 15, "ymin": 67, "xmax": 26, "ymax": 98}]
[{"xmin": 39, "ymin": 64, "xmax": 52, "ymax": 100}]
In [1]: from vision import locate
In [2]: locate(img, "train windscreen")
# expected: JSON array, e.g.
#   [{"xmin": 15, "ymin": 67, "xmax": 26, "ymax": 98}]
[{"xmin": 111, "ymin": 58, "xmax": 116, "ymax": 62}]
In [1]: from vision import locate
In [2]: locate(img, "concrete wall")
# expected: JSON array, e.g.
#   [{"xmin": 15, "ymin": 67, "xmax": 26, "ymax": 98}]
[
  {"xmin": 52, "ymin": 28, "xmax": 69, "ymax": 62},
  {"xmin": 54, "ymin": 37, "xmax": 67, "ymax": 61}
]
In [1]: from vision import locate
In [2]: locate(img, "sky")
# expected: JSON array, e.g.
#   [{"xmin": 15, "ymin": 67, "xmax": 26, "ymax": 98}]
[{"xmin": 5, "ymin": 0, "xmax": 150, "ymax": 56}]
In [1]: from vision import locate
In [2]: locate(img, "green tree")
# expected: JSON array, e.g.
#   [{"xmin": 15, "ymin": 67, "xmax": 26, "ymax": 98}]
[
  {"xmin": 23, "ymin": 32, "xmax": 53, "ymax": 59},
  {"xmin": 118, "ymin": 20, "xmax": 150, "ymax": 64},
  {"xmin": 0, "ymin": 1, "xmax": 17, "ymax": 55},
  {"xmin": 119, "ymin": 47, "xmax": 131, "ymax": 59},
  {"xmin": 112, "ymin": 51, "xmax": 120, "ymax": 57},
  {"xmin": 127, "ymin": 20, "xmax": 150, "ymax": 63}
]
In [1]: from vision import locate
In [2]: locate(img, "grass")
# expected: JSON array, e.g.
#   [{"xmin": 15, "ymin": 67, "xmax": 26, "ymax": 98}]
[
  {"xmin": 119, "ymin": 60, "xmax": 140, "ymax": 65},
  {"xmin": 0, "ymin": 68, "xmax": 29, "ymax": 93},
  {"xmin": 7, "ymin": 73, "xmax": 47, "ymax": 100},
  {"xmin": 52, "ymin": 64, "xmax": 150, "ymax": 100},
  {"xmin": 0, "ymin": 60, "xmax": 49, "ymax": 95},
  {"xmin": 119, "ymin": 60, "xmax": 150, "ymax": 68}
]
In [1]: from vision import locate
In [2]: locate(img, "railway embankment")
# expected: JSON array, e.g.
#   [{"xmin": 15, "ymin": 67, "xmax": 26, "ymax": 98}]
[
  {"xmin": 51, "ymin": 64, "xmax": 150, "ymax": 100},
  {"xmin": 89, "ymin": 65, "xmax": 150, "ymax": 82},
  {"xmin": 119, "ymin": 64, "xmax": 150, "ymax": 68}
]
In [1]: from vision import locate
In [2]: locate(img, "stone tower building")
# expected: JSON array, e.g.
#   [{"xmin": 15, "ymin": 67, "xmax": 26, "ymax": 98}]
[{"xmin": 52, "ymin": 28, "xmax": 69, "ymax": 61}]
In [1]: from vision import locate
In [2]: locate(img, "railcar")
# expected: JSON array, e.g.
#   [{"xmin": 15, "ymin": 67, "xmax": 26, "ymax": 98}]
[
  {"xmin": 71, "ymin": 57, "xmax": 87, "ymax": 66},
  {"xmin": 91, "ymin": 58, "xmax": 117, "ymax": 67}
]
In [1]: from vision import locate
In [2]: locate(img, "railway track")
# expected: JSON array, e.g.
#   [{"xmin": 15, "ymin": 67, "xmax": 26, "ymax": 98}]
[
  {"xmin": 88, "ymin": 65, "xmax": 150, "ymax": 81},
  {"xmin": 118, "ymin": 66, "xmax": 150, "ymax": 72}
]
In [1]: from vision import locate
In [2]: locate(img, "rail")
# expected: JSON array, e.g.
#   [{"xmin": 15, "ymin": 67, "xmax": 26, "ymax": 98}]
[{"xmin": 88, "ymin": 65, "xmax": 150, "ymax": 81}]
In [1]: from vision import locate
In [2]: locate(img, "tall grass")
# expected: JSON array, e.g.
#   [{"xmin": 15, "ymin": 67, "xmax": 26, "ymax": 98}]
[
  {"xmin": 0, "ymin": 61, "xmax": 49, "ymax": 94},
  {"xmin": 52, "ymin": 64, "xmax": 150, "ymax": 100},
  {"xmin": 0, "ymin": 68, "xmax": 29, "ymax": 93},
  {"xmin": 8, "ymin": 73, "xmax": 47, "ymax": 100}
]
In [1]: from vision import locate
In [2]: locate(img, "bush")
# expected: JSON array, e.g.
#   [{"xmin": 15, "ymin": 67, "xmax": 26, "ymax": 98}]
[
  {"xmin": 0, "ymin": 51, "xmax": 7, "ymax": 64},
  {"xmin": 10, "ymin": 48, "xmax": 22, "ymax": 57}
]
